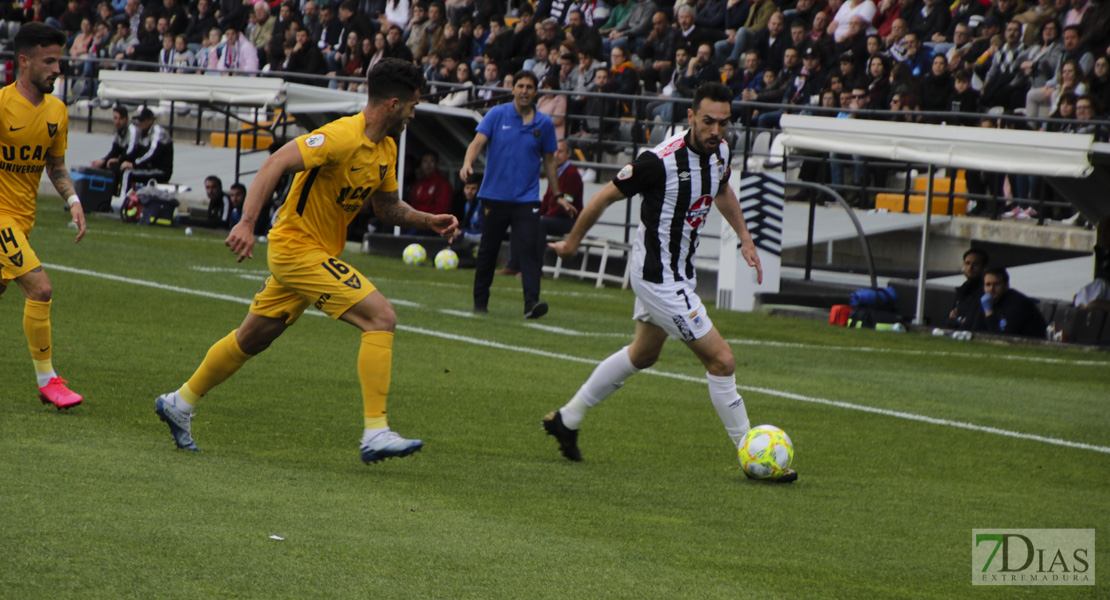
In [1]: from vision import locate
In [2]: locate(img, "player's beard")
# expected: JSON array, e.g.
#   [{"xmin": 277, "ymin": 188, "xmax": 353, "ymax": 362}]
[{"xmin": 32, "ymin": 72, "xmax": 56, "ymax": 94}]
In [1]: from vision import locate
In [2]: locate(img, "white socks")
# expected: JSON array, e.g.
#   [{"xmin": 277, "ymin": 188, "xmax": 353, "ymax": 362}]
[
  {"xmin": 560, "ymin": 346, "xmax": 640, "ymax": 430},
  {"xmin": 36, "ymin": 370, "xmax": 57, "ymax": 388},
  {"xmin": 169, "ymin": 391, "xmax": 195, "ymax": 414},
  {"xmin": 707, "ymin": 372, "xmax": 751, "ymax": 446}
]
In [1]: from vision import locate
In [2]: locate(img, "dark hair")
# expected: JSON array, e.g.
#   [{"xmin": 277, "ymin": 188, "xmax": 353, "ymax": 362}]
[
  {"xmin": 953, "ymin": 68, "xmax": 971, "ymax": 82},
  {"xmin": 1063, "ymin": 24, "xmax": 1082, "ymax": 36},
  {"xmin": 692, "ymin": 82, "xmax": 733, "ymax": 111},
  {"xmin": 113, "ymin": 104, "xmax": 129, "ymax": 119},
  {"xmin": 230, "ymin": 182, "xmax": 247, "ymax": 195},
  {"xmin": 14, "ymin": 22, "xmax": 66, "ymax": 56},
  {"xmin": 541, "ymin": 72, "xmax": 559, "ymax": 89},
  {"xmin": 513, "ymin": 69, "xmax": 538, "ymax": 88},
  {"xmin": 339, "ymin": 0, "xmax": 356, "ymax": 11},
  {"xmin": 984, "ymin": 267, "xmax": 1009, "ymax": 284},
  {"xmin": 366, "ymin": 57, "xmax": 426, "ymax": 103},
  {"xmin": 205, "ymin": 175, "xmax": 223, "ymax": 187},
  {"xmin": 963, "ymin": 247, "xmax": 988, "ymax": 264}
]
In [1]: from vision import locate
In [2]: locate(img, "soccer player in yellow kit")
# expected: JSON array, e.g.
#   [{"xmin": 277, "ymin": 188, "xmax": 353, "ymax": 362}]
[
  {"xmin": 0, "ymin": 23, "xmax": 87, "ymax": 409},
  {"xmin": 155, "ymin": 59, "xmax": 458, "ymax": 463}
]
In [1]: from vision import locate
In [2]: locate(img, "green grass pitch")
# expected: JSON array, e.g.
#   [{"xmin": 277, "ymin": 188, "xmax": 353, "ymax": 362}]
[{"xmin": 1, "ymin": 206, "xmax": 1106, "ymax": 599}]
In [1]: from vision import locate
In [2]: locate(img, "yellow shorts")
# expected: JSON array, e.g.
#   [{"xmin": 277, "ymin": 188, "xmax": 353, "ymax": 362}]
[
  {"xmin": 0, "ymin": 218, "xmax": 42, "ymax": 285},
  {"xmin": 250, "ymin": 249, "xmax": 376, "ymax": 324}
]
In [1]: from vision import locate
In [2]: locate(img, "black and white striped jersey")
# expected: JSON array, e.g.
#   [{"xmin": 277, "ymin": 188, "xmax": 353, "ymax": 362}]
[{"xmin": 613, "ymin": 130, "xmax": 731, "ymax": 284}]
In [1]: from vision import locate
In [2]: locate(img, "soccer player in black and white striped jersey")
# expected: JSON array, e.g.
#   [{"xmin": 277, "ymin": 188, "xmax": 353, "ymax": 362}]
[{"xmin": 542, "ymin": 82, "xmax": 797, "ymax": 482}]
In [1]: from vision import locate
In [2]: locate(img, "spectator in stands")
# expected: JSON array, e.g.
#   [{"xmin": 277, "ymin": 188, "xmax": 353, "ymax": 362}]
[
  {"xmin": 605, "ymin": 0, "xmax": 655, "ymax": 55},
  {"xmin": 185, "ymin": 0, "xmax": 218, "ymax": 47},
  {"xmin": 196, "ymin": 26, "xmax": 223, "ymax": 72},
  {"xmin": 507, "ymin": 5, "xmax": 537, "ymax": 73},
  {"xmin": 161, "ymin": 0, "xmax": 188, "ymax": 36},
  {"xmin": 248, "ymin": 2, "xmax": 273, "ymax": 66},
  {"xmin": 317, "ymin": 5, "xmax": 342, "ymax": 54},
  {"xmin": 946, "ymin": 247, "xmax": 989, "ymax": 329},
  {"xmin": 286, "ymin": 26, "xmax": 328, "ymax": 85},
  {"xmin": 987, "ymin": 0, "xmax": 1021, "ymax": 25},
  {"xmin": 59, "ymin": 0, "xmax": 84, "ymax": 36},
  {"xmin": 483, "ymin": 17, "xmax": 515, "ymax": 68},
  {"xmin": 536, "ymin": 73, "xmax": 567, "ymax": 138},
  {"xmin": 127, "ymin": 15, "xmax": 162, "ymax": 67},
  {"xmin": 566, "ymin": 9, "xmax": 602, "ymax": 59},
  {"xmin": 1013, "ymin": 0, "xmax": 1059, "ymax": 46},
  {"xmin": 754, "ymin": 44, "xmax": 800, "ymax": 108},
  {"xmin": 834, "ymin": 15, "xmax": 869, "ymax": 63},
  {"xmin": 829, "ymin": 0, "xmax": 876, "ymax": 43},
  {"xmin": 404, "ymin": 2, "xmax": 428, "ymax": 61},
  {"xmin": 119, "ymin": 107, "xmax": 174, "ymax": 193},
  {"xmin": 1029, "ymin": 58, "xmax": 1088, "ymax": 121},
  {"xmin": 653, "ymin": 42, "xmax": 718, "ymax": 122},
  {"xmin": 226, "ymin": 182, "xmax": 245, "ymax": 228},
  {"xmin": 609, "ymin": 44, "xmax": 638, "ymax": 95},
  {"xmin": 715, "ymin": 0, "xmax": 775, "ymax": 68},
  {"xmin": 216, "ymin": 0, "xmax": 245, "ymax": 31},
  {"xmin": 980, "ymin": 20, "xmax": 1029, "ymax": 110},
  {"xmin": 381, "ymin": 0, "xmax": 409, "ymax": 31},
  {"xmin": 407, "ymin": 151, "xmax": 454, "ymax": 230},
  {"xmin": 945, "ymin": 0, "xmax": 986, "ymax": 44},
  {"xmin": 386, "ymin": 24, "xmax": 414, "ymax": 62},
  {"xmin": 267, "ymin": 2, "xmax": 301, "ymax": 68},
  {"xmin": 1089, "ymin": 56, "xmax": 1110, "ymax": 111},
  {"xmin": 524, "ymin": 40, "xmax": 554, "ymax": 81},
  {"xmin": 838, "ymin": 50, "xmax": 866, "ymax": 87},
  {"xmin": 573, "ymin": 66, "xmax": 621, "ymax": 139},
  {"xmin": 638, "ymin": 11, "xmax": 677, "ymax": 93},
  {"xmin": 790, "ymin": 18, "xmax": 810, "ymax": 53},
  {"xmin": 751, "ymin": 11, "xmax": 788, "ymax": 71},
  {"xmin": 945, "ymin": 22, "xmax": 976, "ymax": 70},
  {"xmin": 334, "ymin": 31, "xmax": 363, "ymax": 88},
  {"xmin": 884, "ymin": 17, "xmax": 908, "ymax": 60},
  {"xmin": 441, "ymin": 61, "xmax": 476, "ymax": 106},
  {"xmin": 787, "ymin": 0, "xmax": 821, "ymax": 28},
  {"xmin": 900, "ymin": 0, "xmax": 949, "ymax": 43},
  {"xmin": 1073, "ymin": 94, "xmax": 1106, "ymax": 140},
  {"xmin": 971, "ymin": 267, "xmax": 1048, "ymax": 337},
  {"xmin": 169, "ymin": 33, "xmax": 196, "ymax": 72},
  {"xmin": 1058, "ymin": 23, "xmax": 1094, "ymax": 76},
  {"xmin": 919, "ymin": 54, "xmax": 953, "ymax": 118},
  {"xmin": 366, "ymin": 31, "xmax": 388, "ymax": 73},
  {"xmin": 203, "ymin": 175, "xmax": 232, "ymax": 229},
  {"xmin": 896, "ymin": 31, "xmax": 932, "ymax": 76},
  {"xmin": 419, "ymin": 1, "xmax": 447, "ymax": 64},
  {"xmin": 69, "ymin": 17, "xmax": 95, "ymax": 62},
  {"xmin": 91, "ymin": 105, "xmax": 140, "ymax": 193},
  {"xmin": 950, "ymin": 68, "xmax": 981, "ymax": 122},
  {"xmin": 110, "ymin": 20, "xmax": 139, "ymax": 64},
  {"xmin": 501, "ymin": 139, "xmax": 583, "ymax": 275},
  {"xmin": 756, "ymin": 44, "xmax": 825, "ymax": 128},
  {"xmin": 216, "ymin": 24, "xmax": 258, "ymax": 74},
  {"xmin": 302, "ymin": 1, "xmax": 322, "ymax": 41},
  {"xmin": 865, "ymin": 53, "xmax": 891, "ymax": 107}
]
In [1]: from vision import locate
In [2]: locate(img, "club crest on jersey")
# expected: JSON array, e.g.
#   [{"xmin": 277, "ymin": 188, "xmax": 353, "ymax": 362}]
[
  {"xmin": 534, "ymin": 129, "xmax": 541, "ymax": 138},
  {"xmin": 9, "ymin": 250, "xmax": 23, "ymax": 267},
  {"xmin": 617, "ymin": 164, "xmax": 633, "ymax": 180},
  {"xmin": 306, "ymin": 133, "xmax": 325, "ymax": 148},
  {"xmin": 380, "ymin": 164, "xmax": 387, "ymax": 179},
  {"xmin": 47, "ymin": 123, "xmax": 57, "ymax": 137},
  {"xmin": 344, "ymin": 274, "xmax": 361, "ymax": 289},
  {"xmin": 685, "ymin": 195, "xmax": 713, "ymax": 228}
]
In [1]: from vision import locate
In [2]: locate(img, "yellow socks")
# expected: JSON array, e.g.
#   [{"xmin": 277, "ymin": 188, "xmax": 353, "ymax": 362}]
[
  {"xmin": 359, "ymin": 331, "xmax": 393, "ymax": 431},
  {"xmin": 24, "ymin": 299, "xmax": 56, "ymax": 386},
  {"xmin": 182, "ymin": 330, "xmax": 253, "ymax": 404}
]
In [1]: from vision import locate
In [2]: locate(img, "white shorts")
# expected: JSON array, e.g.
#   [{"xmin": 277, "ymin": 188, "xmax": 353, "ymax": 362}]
[{"xmin": 631, "ymin": 274, "xmax": 714, "ymax": 342}]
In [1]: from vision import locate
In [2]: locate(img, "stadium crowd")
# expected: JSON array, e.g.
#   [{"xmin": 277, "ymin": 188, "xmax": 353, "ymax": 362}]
[{"xmin": 2, "ymin": 0, "xmax": 1108, "ymax": 218}]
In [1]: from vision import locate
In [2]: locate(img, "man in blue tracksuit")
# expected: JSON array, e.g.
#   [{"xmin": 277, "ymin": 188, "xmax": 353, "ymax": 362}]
[{"xmin": 461, "ymin": 69, "xmax": 562, "ymax": 318}]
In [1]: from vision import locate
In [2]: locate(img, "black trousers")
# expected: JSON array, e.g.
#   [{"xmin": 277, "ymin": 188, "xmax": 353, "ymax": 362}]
[{"xmin": 473, "ymin": 199, "xmax": 542, "ymax": 310}]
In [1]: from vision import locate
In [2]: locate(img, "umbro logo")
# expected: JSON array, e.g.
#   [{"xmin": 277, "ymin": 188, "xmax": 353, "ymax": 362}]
[
  {"xmin": 678, "ymin": 171, "xmax": 691, "ymax": 181},
  {"xmin": 9, "ymin": 125, "xmax": 25, "ymax": 131}
]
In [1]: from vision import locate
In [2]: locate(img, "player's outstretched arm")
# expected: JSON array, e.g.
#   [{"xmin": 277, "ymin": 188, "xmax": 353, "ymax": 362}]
[
  {"xmin": 227, "ymin": 141, "xmax": 306, "ymax": 262},
  {"xmin": 549, "ymin": 181, "xmax": 626, "ymax": 260},
  {"xmin": 713, "ymin": 184, "xmax": 762, "ymax": 284},
  {"xmin": 459, "ymin": 132, "xmax": 488, "ymax": 182},
  {"xmin": 371, "ymin": 189, "xmax": 459, "ymax": 242},
  {"xmin": 45, "ymin": 154, "xmax": 85, "ymax": 243}
]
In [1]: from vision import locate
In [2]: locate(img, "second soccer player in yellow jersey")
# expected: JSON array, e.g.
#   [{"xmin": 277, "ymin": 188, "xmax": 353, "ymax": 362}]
[{"xmin": 155, "ymin": 59, "xmax": 458, "ymax": 463}]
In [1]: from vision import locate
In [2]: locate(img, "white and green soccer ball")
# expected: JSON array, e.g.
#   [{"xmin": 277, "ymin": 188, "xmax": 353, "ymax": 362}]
[
  {"xmin": 402, "ymin": 243, "xmax": 427, "ymax": 266},
  {"xmin": 738, "ymin": 424, "xmax": 794, "ymax": 479},
  {"xmin": 434, "ymin": 248, "xmax": 459, "ymax": 270}
]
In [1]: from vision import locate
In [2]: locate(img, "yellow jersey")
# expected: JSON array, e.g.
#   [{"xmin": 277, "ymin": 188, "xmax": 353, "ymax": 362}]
[
  {"xmin": 267, "ymin": 113, "xmax": 398, "ymax": 257},
  {"xmin": 0, "ymin": 83, "xmax": 69, "ymax": 232}
]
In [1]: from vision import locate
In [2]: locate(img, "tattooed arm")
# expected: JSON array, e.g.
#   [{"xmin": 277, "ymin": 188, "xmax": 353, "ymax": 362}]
[
  {"xmin": 45, "ymin": 154, "xmax": 86, "ymax": 243},
  {"xmin": 370, "ymin": 189, "xmax": 458, "ymax": 240}
]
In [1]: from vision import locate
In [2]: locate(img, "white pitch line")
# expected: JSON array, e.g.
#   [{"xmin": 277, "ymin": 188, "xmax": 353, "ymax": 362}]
[
  {"xmin": 43, "ymin": 263, "xmax": 1110, "ymax": 455},
  {"xmin": 439, "ymin": 309, "xmax": 477, "ymax": 318},
  {"xmin": 524, "ymin": 323, "xmax": 629, "ymax": 337}
]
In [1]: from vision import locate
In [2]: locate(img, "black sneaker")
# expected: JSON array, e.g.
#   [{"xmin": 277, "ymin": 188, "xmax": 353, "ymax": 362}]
[
  {"xmin": 473, "ymin": 305, "xmax": 488, "ymax": 314},
  {"xmin": 745, "ymin": 468, "xmax": 798, "ymax": 483},
  {"xmin": 524, "ymin": 300, "xmax": 548, "ymax": 319},
  {"xmin": 542, "ymin": 410, "xmax": 581, "ymax": 462}
]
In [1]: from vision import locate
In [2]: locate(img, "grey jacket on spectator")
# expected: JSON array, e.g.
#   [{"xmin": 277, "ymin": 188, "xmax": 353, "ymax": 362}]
[
  {"xmin": 616, "ymin": 0, "xmax": 657, "ymax": 39},
  {"xmin": 1024, "ymin": 40, "xmax": 1063, "ymax": 88}
]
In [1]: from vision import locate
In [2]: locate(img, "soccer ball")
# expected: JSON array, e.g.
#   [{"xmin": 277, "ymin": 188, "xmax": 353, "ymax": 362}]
[
  {"xmin": 738, "ymin": 424, "xmax": 794, "ymax": 479},
  {"xmin": 402, "ymin": 243, "xmax": 426, "ymax": 266},
  {"xmin": 434, "ymin": 248, "xmax": 459, "ymax": 270}
]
